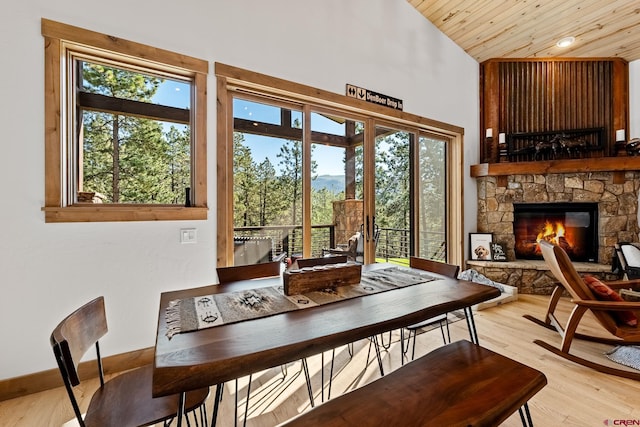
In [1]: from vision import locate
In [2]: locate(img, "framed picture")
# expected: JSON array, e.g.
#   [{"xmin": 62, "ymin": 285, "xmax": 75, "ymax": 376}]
[{"xmin": 469, "ymin": 233, "xmax": 493, "ymax": 260}]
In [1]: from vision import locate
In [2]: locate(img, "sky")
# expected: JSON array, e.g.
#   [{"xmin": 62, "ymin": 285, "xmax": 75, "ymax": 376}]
[
  {"xmin": 233, "ymin": 98, "xmax": 349, "ymax": 176},
  {"xmin": 152, "ymin": 79, "xmax": 349, "ymax": 176}
]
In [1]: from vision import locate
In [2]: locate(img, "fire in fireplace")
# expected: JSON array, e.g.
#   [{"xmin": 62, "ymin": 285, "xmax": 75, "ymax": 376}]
[{"xmin": 513, "ymin": 203, "xmax": 598, "ymax": 262}]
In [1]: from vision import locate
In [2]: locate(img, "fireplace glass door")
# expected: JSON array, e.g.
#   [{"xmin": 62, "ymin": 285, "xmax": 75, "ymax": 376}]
[{"xmin": 513, "ymin": 203, "xmax": 598, "ymax": 262}]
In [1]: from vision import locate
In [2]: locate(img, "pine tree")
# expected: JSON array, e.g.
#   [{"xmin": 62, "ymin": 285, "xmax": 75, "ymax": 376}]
[
  {"xmin": 233, "ymin": 133, "xmax": 258, "ymax": 226},
  {"xmin": 80, "ymin": 61, "xmax": 190, "ymax": 203},
  {"xmin": 374, "ymin": 132, "xmax": 410, "ymax": 230}
]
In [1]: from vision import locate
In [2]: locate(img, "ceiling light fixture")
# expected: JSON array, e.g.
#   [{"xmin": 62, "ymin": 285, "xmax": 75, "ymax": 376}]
[{"xmin": 556, "ymin": 36, "xmax": 575, "ymax": 48}]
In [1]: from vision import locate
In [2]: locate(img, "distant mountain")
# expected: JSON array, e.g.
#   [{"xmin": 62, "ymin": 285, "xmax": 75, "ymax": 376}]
[{"xmin": 311, "ymin": 175, "xmax": 344, "ymax": 191}]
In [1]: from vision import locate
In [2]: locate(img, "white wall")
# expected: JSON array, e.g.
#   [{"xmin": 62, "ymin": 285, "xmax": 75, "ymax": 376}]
[
  {"xmin": 0, "ymin": 1, "xmax": 480, "ymax": 380},
  {"xmin": 631, "ymin": 60, "xmax": 640, "ymax": 140}
]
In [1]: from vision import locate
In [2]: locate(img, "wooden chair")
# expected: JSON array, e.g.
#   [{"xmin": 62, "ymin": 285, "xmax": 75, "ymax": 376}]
[
  {"xmin": 368, "ymin": 257, "xmax": 462, "ymax": 379},
  {"xmin": 215, "ymin": 262, "xmax": 314, "ymax": 426},
  {"xmin": 400, "ymin": 257, "xmax": 461, "ymax": 361},
  {"xmin": 525, "ymin": 240, "xmax": 640, "ymax": 380},
  {"xmin": 50, "ymin": 296, "xmax": 209, "ymax": 427},
  {"xmin": 279, "ymin": 340, "xmax": 547, "ymax": 427}
]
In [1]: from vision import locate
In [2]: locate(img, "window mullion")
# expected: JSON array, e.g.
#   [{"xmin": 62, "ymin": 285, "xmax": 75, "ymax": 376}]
[{"xmin": 77, "ymin": 92, "xmax": 190, "ymax": 124}]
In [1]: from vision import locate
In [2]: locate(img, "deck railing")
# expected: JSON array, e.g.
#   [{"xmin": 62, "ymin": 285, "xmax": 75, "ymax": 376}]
[
  {"xmin": 233, "ymin": 225, "xmax": 335, "ymax": 259},
  {"xmin": 234, "ymin": 225, "xmax": 446, "ymax": 263}
]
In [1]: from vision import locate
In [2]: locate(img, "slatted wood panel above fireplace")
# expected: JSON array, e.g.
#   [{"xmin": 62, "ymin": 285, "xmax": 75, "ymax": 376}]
[{"xmin": 480, "ymin": 58, "xmax": 628, "ymax": 164}]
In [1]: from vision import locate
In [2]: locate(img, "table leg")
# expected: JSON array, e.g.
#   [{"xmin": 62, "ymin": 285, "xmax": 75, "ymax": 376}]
[
  {"xmin": 176, "ymin": 391, "xmax": 185, "ymax": 427},
  {"xmin": 371, "ymin": 335, "xmax": 385, "ymax": 376},
  {"xmin": 301, "ymin": 358, "xmax": 315, "ymax": 407},
  {"xmin": 327, "ymin": 348, "xmax": 335, "ymax": 400},
  {"xmin": 210, "ymin": 383, "xmax": 223, "ymax": 427},
  {"xmin": 464, "ymin": 307, "xmax": 479, "ymax": 344}
]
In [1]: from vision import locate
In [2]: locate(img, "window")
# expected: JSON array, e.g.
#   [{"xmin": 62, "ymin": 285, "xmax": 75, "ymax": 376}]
[
  {"xmin": 216, "ymin": 63, "xmax": 464, "ymax": 267},
  {"xmin": 42, "ymin": 19, "xmax": 208, "ymax": 222}
]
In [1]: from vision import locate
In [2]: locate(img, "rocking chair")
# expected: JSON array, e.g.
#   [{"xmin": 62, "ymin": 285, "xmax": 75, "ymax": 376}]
[{"xmin": 524, "ymin": 240, "xmax": 640, "ymax": 380}]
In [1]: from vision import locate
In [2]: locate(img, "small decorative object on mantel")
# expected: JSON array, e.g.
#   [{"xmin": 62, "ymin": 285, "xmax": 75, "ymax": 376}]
[
  {"xmin": 626, "ymin": 138, "xmax": 640, "ymax": 156},
  {"xmin": 491, "ymin": 242, "xmax": 507, "ymax": 261},
  {"xmin": 505, "ymin": 128, "xmax": 603, "ymax": 162},
  {"xmin": 283, "ymin": 262, "xmax": 362, "ymax": 295},
  {"xmin": 470, "ymin": 233, "xmax": 493, "ymax": 261},
  {"xmin": 498, "ymin": 133, "xmax": 508, "ymax": 163}
]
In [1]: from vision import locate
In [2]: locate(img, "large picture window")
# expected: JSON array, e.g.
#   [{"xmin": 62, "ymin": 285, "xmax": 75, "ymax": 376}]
[
  {"xmin": 42, "ymin": 19, "xmax": 208, "ymax": 222},
  {"xmin": 216, "ymin": 63, "xmax": 464, "ymax": 267}
]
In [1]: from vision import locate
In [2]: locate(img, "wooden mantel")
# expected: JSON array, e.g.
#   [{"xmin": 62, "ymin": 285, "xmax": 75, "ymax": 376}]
[{"xmin": 470, "ymin": 157, "xmax": 640, "ymax": 178}]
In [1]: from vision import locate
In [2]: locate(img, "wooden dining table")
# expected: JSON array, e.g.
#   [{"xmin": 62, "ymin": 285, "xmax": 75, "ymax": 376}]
[{"xmin": 152, "ymin": 262, "xmax": 501, "ymax": 403}]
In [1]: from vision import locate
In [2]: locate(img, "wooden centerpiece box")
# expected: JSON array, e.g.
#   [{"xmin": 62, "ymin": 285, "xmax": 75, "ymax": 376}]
[{"xmin": 283, "ymin": 262, "xmax": 362, "ymax": 295}]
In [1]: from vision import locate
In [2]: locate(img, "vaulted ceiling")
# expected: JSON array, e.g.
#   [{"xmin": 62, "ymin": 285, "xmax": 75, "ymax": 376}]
[{"xmin": 409, "ymin": 0, "xmax": 640, "ymax": 63}]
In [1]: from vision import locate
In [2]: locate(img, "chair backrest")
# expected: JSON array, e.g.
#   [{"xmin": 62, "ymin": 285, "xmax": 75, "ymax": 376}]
[
  {"xmin": 217, "ymin": 260, "xmax": 281, "ymax": 283},
  {"xmin": 51, "ymin": 296, "xmax": 107, "ymax": 387},
  {"xmin": 297, "ymin": 255, "xmax": 348, "ymax": 268},
  {"xmin": 409, "ymin": 256, "xmax": 460, "ymax": 278},
  {"xmin": 539, "ymin": 240, "xmax": 618, "ymax": 332},
  {"xmin": 51, "ymin": 296, "xmax": 108, "ymax": 425}
]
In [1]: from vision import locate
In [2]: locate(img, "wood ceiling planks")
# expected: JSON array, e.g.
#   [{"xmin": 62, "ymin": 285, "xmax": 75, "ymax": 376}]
[{"xmin": 409, "ymin": 0, "xmax": 640, "ymax": 62}]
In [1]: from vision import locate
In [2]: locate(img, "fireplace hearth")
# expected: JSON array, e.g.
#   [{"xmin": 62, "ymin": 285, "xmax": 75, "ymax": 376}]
[{"xmin": 513, "ymin": 203, "xmax": 598, "ymax": 262}]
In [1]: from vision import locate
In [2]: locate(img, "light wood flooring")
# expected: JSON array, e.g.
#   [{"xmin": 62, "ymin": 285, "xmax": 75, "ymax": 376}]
[{"xmin": 1, "ymin": 294, "xmax": 639, "ymax": 426}]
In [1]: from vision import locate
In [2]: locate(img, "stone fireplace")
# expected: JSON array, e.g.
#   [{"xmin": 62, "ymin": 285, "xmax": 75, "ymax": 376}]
[{"xmin": 470, "ymin": 162, "xmax": 640, "ymax": 294}]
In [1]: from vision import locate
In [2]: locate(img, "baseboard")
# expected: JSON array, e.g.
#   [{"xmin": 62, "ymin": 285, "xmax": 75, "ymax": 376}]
[{"xmin": 0, "ymin": 347, "xmax": 154, "ymax": 402}]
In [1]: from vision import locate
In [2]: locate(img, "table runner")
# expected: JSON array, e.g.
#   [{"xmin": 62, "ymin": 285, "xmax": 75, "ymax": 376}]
[{"xmin": 166, "ymin": 266, "xmax": 435, "ymax": 338}]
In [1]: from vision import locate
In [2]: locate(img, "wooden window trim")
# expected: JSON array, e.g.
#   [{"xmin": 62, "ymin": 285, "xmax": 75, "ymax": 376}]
[{"xmin": 41, "ymin": 18, "xmax": 208, "ymax": 222}]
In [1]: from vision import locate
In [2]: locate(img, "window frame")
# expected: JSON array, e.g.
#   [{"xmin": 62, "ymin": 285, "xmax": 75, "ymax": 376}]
[
  {"xmin": 42, "ymin": 18, "xmax": 208, "ymax": 222},
  {"xmin": 215, "ymin": 62, "xmax": 465, "ymax": 267}
]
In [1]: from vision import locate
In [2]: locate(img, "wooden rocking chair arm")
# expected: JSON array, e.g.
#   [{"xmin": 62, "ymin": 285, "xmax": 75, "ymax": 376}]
[{"xmin": 575, "ymin": 299, "xmax": 640, "ymax": 311}]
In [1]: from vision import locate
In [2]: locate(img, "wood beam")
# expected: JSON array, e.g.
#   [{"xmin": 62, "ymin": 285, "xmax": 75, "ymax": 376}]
[
  {"xmin": 234, "ymin": 118, "xmax": 354, "ymax": 147},
  {"xmin": 78, "ymin": 92, "xmax": 190, "ymax": 124}
]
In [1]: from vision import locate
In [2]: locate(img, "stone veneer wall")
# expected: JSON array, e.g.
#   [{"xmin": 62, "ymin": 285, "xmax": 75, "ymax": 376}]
[
  {"xmin": 332, "ymin": 199, "xmax": 363, "ymax": 245},
  {"xmin": 476, "ymin": 171, "xmax": 640, "ymax": 294}
]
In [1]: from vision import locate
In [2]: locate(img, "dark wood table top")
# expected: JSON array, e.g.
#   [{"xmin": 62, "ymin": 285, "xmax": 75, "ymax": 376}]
[{"xmin": 152, "ymin": 263, "xmax": 500, "ymax": 397}]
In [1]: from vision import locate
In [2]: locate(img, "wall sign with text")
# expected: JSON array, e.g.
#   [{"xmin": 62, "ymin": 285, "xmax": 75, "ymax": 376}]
[{"xmin": 346, "ymin": 84, "xmax": 403, "ymax": 111}]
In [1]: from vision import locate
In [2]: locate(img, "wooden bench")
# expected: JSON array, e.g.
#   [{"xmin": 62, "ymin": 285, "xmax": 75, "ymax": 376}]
[{"xmin": 279, "ymin": 340, "xmax": 547, "ymax": 427}]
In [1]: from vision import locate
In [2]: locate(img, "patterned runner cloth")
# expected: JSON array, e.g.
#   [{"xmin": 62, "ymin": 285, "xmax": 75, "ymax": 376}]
[{"xmin": 166, "ymin": 266, "xmax": 435, "ymax": 338}]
